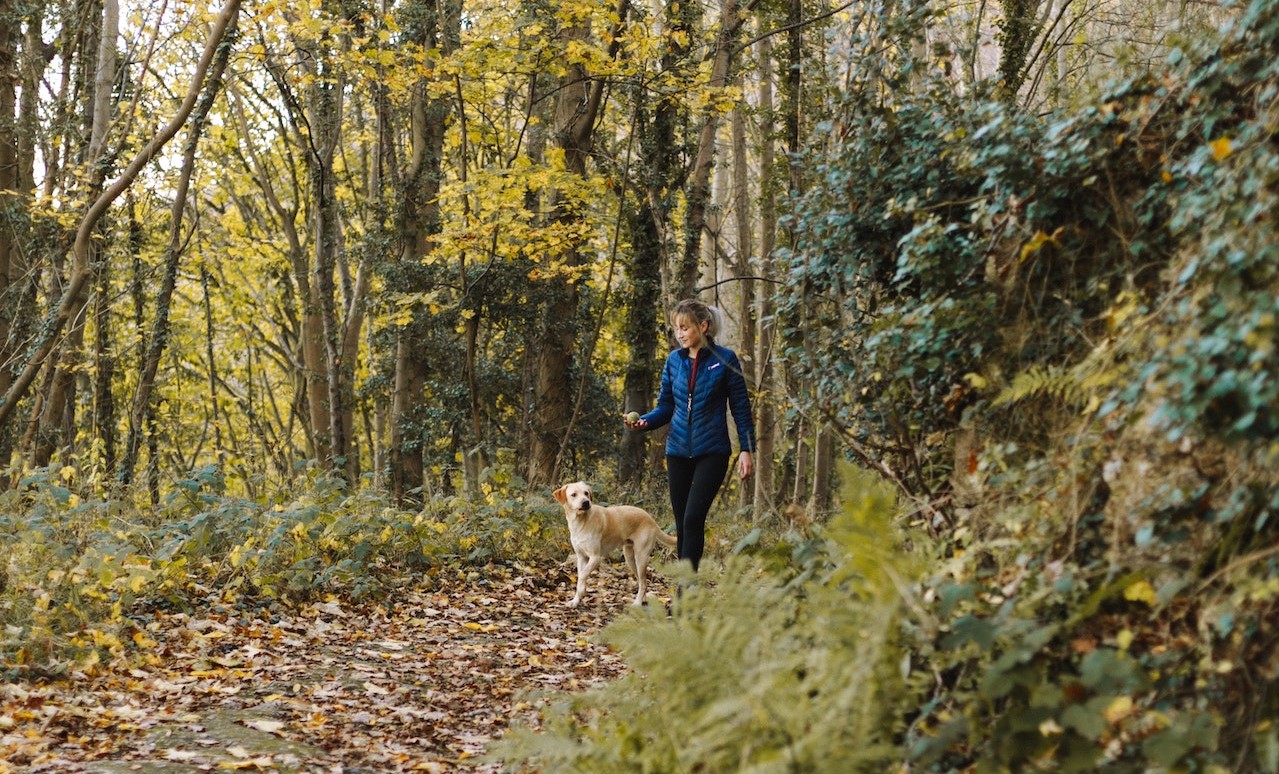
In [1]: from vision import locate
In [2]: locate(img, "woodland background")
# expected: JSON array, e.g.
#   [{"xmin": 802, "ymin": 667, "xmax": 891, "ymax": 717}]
[{"xmin": 1, "ymin": 0, "xmax": 1278, "ymax": 769}]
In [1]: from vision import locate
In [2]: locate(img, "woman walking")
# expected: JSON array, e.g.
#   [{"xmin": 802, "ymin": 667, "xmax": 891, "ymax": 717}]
[{"xmin": 624, "ymin": 299, "xmax": 755, "ymax": 572}]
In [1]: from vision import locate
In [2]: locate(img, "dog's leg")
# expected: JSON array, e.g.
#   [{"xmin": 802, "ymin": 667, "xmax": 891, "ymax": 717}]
[
  {"xmin": 631, "ymin": 539, "xmax": 654, "ymax": 606},
  {"xmin": 569, "ymin": 553, "xmax": 602, "ymax": 607},
  {"xmin": 623, "ymin": 543, "xmax": 638, "ymax": 579},
  {"xmin": 568, "ymin": 550, "xmax": 587, "ymax": 607},
  {"xmin": 633, "ymin": 550, "xmax": 650, "ymax": 605}
]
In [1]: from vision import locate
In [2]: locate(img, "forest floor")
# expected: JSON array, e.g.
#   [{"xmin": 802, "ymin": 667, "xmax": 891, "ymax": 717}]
[{"xmin": 2, "ymin": 560, "xmax": 663, "ymax": 772}]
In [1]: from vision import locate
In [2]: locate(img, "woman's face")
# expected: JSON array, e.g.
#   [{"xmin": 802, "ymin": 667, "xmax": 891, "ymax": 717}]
[{"xmin": 673, "ymin": 314, "xmax": 708, "ymax": 350}]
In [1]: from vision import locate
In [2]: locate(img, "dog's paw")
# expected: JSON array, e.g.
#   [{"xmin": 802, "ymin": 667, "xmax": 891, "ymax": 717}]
[{"xmin": 566, "ymin": 598, "xmax": 582, "ymax": 608}]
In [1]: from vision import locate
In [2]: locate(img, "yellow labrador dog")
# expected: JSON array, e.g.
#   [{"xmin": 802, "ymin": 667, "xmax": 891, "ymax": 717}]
[{"xmin": 553, "ymin": 481, "xmax": 676, "ymax": 607}]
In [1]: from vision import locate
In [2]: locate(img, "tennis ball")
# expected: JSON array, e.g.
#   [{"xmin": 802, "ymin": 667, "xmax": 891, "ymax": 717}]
[{"xmin": 624, "ymin": 411, "xmax": 641, "ymax": 423}]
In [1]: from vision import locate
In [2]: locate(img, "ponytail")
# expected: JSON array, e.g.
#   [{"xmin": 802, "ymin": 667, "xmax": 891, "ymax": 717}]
[{"xmin": 671, "ymin": 299, "xmax": 722, "ymax": 341}]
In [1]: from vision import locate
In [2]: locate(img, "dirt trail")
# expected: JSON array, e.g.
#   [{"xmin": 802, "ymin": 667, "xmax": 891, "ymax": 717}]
[{"xmin": 2, "ymin": 563, "xmax": 662, "ymax": 772}]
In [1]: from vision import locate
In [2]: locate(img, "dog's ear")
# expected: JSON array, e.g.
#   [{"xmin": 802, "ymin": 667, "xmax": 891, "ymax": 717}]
[{"xmin": 552, "ymin": 485, "xmax": 567, "ymax": 505}]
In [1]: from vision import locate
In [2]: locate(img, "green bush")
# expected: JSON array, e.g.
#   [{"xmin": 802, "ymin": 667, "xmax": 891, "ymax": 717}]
[{"xmin": 770, "ymin": 0, "xmax": 1279, "ymax": 770}]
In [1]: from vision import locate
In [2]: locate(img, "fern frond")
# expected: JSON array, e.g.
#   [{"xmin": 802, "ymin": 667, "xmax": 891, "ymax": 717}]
[{"xmin": 993, "ymin": 364, "xmax": 1085, "ymax": 407}]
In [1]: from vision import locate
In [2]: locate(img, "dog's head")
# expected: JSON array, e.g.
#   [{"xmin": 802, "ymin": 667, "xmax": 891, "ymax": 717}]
[{"xmin": 553, "ymin": 481, "xmax": 593, "ymax": 513}]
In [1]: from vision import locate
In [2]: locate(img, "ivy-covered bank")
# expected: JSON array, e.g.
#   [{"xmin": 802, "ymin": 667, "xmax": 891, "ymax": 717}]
[{"xmin": 503, "ymin": 1, "xmax": 1279, "ymax": 771}]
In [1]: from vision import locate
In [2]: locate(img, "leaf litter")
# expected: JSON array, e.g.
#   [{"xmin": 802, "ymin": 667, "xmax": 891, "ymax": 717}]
[{"xmin": 1, "ymin": 560, "xmax": 667, "ymax": 772}]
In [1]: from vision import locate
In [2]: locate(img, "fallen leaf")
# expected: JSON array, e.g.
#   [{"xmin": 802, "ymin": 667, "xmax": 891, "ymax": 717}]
[
  {"xmin": 164, "ymin": 749, "xmax": 201, "ymax": 761},
  {"xmin": 1210, "ymin": 136, "xmax": 1232, "ymax": 161},
  {"xmin": 242, "ymin": 719, "xmax": 286, "ymax": 734}
]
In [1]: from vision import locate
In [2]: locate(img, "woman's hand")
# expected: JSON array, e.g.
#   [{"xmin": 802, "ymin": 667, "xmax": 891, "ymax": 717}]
[
  {"xmin": 623, "ymin": 413, "xmax": 648, "ymax": 430},
  {"xmin": 738, "ymin": 451, "xmax": 753, "ymax": 480}
]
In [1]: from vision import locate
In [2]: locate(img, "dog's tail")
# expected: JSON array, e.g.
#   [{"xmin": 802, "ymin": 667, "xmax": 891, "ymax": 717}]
[{"xmin": 658, "ymin": 529, "xmax": 677, "ymax": 548}]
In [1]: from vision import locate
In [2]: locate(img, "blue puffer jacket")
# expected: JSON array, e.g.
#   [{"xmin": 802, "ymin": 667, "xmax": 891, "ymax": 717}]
[{"xmin": 642, "ymin": 343, "xmax": 755, "ymax": 458}]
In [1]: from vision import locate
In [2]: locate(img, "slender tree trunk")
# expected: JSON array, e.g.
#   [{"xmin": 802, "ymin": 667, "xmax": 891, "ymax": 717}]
[
  {"xmin": 33, "ymin": 0, "xmax": 119, "ymax": 466},
  {"xmin": 619, "ymin": 104, "xmax": 663, "ymax": 487},
  {"xmin": 621, "ymin": 0, "xmax": 692, "ymax": 482},
  {"xmin": 368, "ymin": 23, "xmax": 392, "ymax": 488},
  {"xmin": 118, "ymin": 13, "xmax": 237, "ymax": 486},
  {"xmin": 92, "ymin": 243, "xmax": 116, "ymax": 480},
  {"xmin": 527, "ymin": 21, "xmax": 591, "ymax": 485},
  {"xmin": 678, "ymin": 0, "xmax": 740, "ymax": 299},
  {"xmin": 0, "ymin": 0, "xmax": 23, "ymax": 473},
  {"xmin": 781, "ymin": 0, "xmax": 806, "ymax": 510},
  {"xmin": 753, "ymin": 30, "xmax": 777, "ymax": 518},
  {"xmin": 453, "ymin": 73, "xmax": 488, "ymax": 492},
  {"xmin": 0, "ymin": 0, "xmax": 15, "ymax": 377},
  {"xmin": 792, "ymin": 416, "xmax": 809, "ymax": 508},
  {"xmin": 730, "ymin": 91, "xmax": 755, "ymax": 509},
  {"xmin": 810, "ymin": 425, "xmax": 834, "ymax": 516},
  {"xmin": 286, "ymin": 3, "xmax": 351, "ymax": 481},
  {"xmin": 201, "ymin": 266, "xmax": 226, "ymax": 474},
  {"xmin": 339, "ymin": 256, "xmax": 369, "ymax": 480}
]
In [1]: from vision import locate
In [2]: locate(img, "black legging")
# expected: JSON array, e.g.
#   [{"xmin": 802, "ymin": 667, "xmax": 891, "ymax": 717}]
[{"xmin": 666, "ymin": 454, "xmax": 730, "ymax": 572}]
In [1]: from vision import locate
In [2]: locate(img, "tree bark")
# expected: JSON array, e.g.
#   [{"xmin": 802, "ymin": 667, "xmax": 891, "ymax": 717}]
[
  {"xmin": 618, "ymin": 89, "xmax": 664, "ymax": 487},
  {"xmin": 92, "ymin": 237, "xmax": 116, "ymax": 480},
  {"xmin": 390, "ymin": 0, "xmax": 460, "ymax": 503},
  {"xmin": 810, "ymin": 424, "xmax": 834, "ymax": 516},
  {"xmin": 781, "ymin": 0, "xmax": 805, "ymax": 509},
  {"xmin": 997, "ymin": 0, "xmax": 1044, "ymax": 101},
  {"xmin": 752, "ymin": 29, "xmax": 777, "ymax": 518},
  {"xmin": 0, "ymin": 0, "xmax": 25, "ymax": 473},
  {"xmin": 730, "ymin": 87, "xmax": 755, "ymax": 509}
]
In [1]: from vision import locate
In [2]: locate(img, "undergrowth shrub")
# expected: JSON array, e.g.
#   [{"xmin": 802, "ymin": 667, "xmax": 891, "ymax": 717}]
[
  {"xmin": 0, "ymin": 464, "xmax": 566, "ymax": 674},
  {"xmin": 496, "ymin": 466, "xmax": 912, "ymax": 772}
]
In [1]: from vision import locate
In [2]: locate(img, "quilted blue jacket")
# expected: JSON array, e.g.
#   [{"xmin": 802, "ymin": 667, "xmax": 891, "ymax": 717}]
[{"xmin": 641, "ymin": 343, "xmax": 756, "ymax": 458}]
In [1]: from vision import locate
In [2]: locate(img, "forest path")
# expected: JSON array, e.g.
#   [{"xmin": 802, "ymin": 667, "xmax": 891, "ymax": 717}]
[{"xmin": 3, "ymin": 562, "xmax": 661, "ymax": 772}]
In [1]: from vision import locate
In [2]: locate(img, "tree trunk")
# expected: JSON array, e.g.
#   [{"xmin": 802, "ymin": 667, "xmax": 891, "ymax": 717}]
[
  {"xmin": 92, "ymin": 241, "xmax": 116, "ymax": 480},
  {"xmin": 526, "ymin": 0, "xmax": 627, "ymax": 486},
  {"xmin": 619, "ymin": 173, "xmax": 662, "ymax": 488},
  {"xmin": 201, "ymin": 266, "xmax": 226, "ymax": 475},
  {"xmin": 810, "ymin": 425, "xmax": 834, "ymax": 517},
  {"xmin": 791, "ymin": 416, "xmax": 809, "ymax": 508},
  {"xmin": 0, "ymin": 0, "xmax": 25, "ymax": 473},
  {"xmin": 309, "ymin": 76, "xmax": 349, "ymax": 479},
  {"xmin": 752, "ymin": 30, "xmax": 778, "ymax": 519},
  {"xmin": 453, "ymin": 72, "xmax": 488, "ymax": 492},
  {"xmin": 997, "ymin": 0, "xmax": 1044, "ymax": 101},
  {"xmin": 390, "ymin": 0, "xmax": 459, "ymax": 503},
  {"xmin": 730, "ymin": 90, "xmax": 755, "ymax": 510},
  {"xmin": 678, "ymin": 0, "xmax": 740, "ymax": 300},
  {"xmin": 118, "ymin": 14, "xmax": 237, "ymax": 486},
  {"xmin": 32, "ymin": 0, "xmax": 119, "ymax": 466}
]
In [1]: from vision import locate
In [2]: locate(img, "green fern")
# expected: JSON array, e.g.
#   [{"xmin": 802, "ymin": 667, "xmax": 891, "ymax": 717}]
[
  {"xmin": 993, "ymin": 364, "xmax": 1084, "ymax": 407},
  {"xmin": 493, "ymin": 464, "xmax": 911, "ymax": 772},
  {"xmin": 993, "ymin": 342, "xmax": 1134, "ymax": 410}
]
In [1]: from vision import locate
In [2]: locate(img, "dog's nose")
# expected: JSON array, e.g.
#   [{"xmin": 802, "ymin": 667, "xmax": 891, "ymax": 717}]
[{"xmin": 580, "ymin": 499, "xmax": 591, "ymax": 510}]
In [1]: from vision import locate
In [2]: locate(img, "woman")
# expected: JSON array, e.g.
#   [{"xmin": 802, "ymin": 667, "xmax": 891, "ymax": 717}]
[{"xmin": 624, "ymin": 299, "xmax": 755, "ymax": 572}]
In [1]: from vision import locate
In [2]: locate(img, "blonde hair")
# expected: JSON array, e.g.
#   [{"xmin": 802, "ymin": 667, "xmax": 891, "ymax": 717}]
[{"xmin": 671, "ymin": 299, "xmax": 722, "ymax": 341}]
